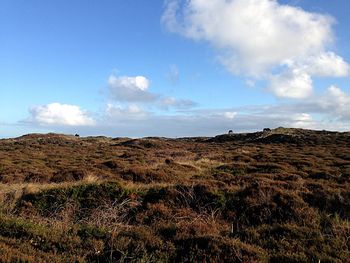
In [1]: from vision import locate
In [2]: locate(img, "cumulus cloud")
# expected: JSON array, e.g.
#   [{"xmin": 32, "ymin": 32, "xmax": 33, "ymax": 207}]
[
  {"xmin": 304, "ymin": 52, "xmax": 350, "ymax": 77},
  {"xmin": 108, "ymin": 74, "xmax": 157, "ymax": 102},
  {"xmin": 108, "ymin": 73, "xmax": 196, "ymax": 110},
  {"xmin": 266, "ymin": 85, "xmax": 350, "ymax": 121},
  {"xmin": 268, "ymin": 68, "xmax": 313, "ymax": 98},
  {"xmin": 320, "ymin": 85, "xmax": 350, "ymax": 120},
  {"xmin": 28, "ymin": 103, "xmax": 95, "ymax": 126},
  {"xmin": 162, "ymin": 0, "xmax": 350, "ymax": 98}
]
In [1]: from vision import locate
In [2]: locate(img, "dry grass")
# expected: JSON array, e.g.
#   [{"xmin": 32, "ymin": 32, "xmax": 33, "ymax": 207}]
[{"xmin": 1, "ymin": 129, "xmax": 350, "ymax": 262}]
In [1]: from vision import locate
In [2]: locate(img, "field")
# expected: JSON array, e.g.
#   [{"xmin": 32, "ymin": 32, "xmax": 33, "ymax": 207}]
[{"xmin": 1, "ymin": 128, "xmax": 350, "ymax": 262}]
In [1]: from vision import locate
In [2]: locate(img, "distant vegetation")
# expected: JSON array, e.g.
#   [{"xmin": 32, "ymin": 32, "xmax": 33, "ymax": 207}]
[{"xmin": 1, "ymin": 128, "xmax": 350, "ymax": 262}]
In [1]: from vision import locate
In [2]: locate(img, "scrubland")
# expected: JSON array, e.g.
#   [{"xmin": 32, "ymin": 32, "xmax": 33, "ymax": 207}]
[{"xmin": 1, "ymin": 128, "xmax": 350, "ymax": 262}]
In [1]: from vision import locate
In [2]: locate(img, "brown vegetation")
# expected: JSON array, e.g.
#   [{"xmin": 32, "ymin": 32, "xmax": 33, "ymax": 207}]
[{"xmin": 1, "ymin": 128, "xmax": 350, "ymax": 262}]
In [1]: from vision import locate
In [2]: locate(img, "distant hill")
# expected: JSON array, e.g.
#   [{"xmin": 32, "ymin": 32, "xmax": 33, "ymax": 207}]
[{"xmin": 211, "ymin": 127, "xmax": 350, "ymax": 145}]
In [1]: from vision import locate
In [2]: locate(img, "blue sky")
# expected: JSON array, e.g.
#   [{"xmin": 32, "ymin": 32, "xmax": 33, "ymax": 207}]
[{"xmin": 1, "ymin": 0, "xmax": 350, "ymax": 138}]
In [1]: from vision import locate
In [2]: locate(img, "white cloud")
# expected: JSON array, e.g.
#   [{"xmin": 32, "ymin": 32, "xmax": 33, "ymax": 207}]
[
  {"xmin": 289, "ymin": 113, "xmax": 315, "ymax": 129},
  {"xmin": 162, "ymin": 0, "xmax": 350, "ymax": 98},
  {"xmin": 108, "ymin": 73, "xmax": 196, "ymax": 110},
  {"xmin": 223, "ymin": 111, "xmax": 237, "ymax": 119},
  {"xmin": 29, "ymin": 103, "xmax": 95, "ymax": 126},
  {"xmin": 106, "ymin": 103, "xmax": 149, "ymax": 120},
  {"xmin": 321, "ymin": 85, "xmax": 350, "ymax": 120},
  {"xmin": 304, "ymin": 52, "xmax": 350, "ymax": 77},
  {"xmin": 162, "ymin": 0, "xmax": 334, "ymax": 75},
  {"xmin": 108, "ymin": 74, "xmax": 157, "ymax": 102},
  {"xmin": 110, "ymin": 75, "xmax": 150, "ymax": 91},
  {"xmin": 268, "ymin": 68, "xmax": 313, "ymax": 98},
  {"xmin": 243, "ymin": 85, "xmax": 350, "ymax": 126}
]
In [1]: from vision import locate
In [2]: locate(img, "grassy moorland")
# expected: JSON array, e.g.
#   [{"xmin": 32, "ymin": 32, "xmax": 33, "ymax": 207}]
[{"xmin": 1, "ymin": 128, "xmax": 350, "ymax": 262}]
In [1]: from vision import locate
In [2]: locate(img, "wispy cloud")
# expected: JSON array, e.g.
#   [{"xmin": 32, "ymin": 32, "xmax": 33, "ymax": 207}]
[
  {"xmin": 105, "ymin": 103, "xmax": 150, "ymax": 120},
  {"xmin": 166, "ymin": 64, "xmax": 180, "ymax": 85},
  {"xmin": 159, "ymin": 97, "xmax": 197, "ymax": 110}
]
